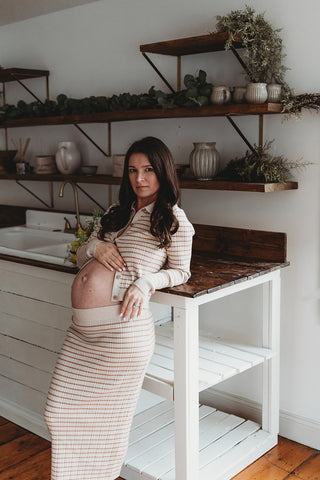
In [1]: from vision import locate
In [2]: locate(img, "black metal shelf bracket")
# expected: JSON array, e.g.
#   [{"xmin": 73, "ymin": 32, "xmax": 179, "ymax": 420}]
[
  {"xmin": 142, "ymin": 53, "xmax": 176, "ymax": 93},
  {"xmin": 225, "ymin": 115, "xmax": 259, "ymax": 156},
  {"xmin": 75, "ymin": 183, "xmax": 106, "ymax": 212},
  {"xmin": 16, "ymin": 179, "xmax": 54, "ymax": 209}
]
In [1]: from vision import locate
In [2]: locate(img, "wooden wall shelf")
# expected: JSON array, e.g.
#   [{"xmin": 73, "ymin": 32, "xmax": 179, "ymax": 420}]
[
  {"xmin": 0, "ymin": 173, "xmax": 298, "ymax": 193},
  {"xmin": 0, "ymin": 103, "xmax": 282, "ymax": 129},
  {"xmin": 0, "ymin": 68, "xmax": 50, "ymax": 83},
  {"xmin": 140, "ymin": 32, "xmax": 243, "ymax": 56}
]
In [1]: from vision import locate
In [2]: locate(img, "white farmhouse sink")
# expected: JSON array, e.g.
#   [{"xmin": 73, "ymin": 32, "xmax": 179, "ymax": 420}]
[
  {"xmin": 0, "ymin": 210, "xmax": 93, "ymax": 267},
  {"xmin": 0, "ymin": 225, "xmax": 74, "ymax": 266}
]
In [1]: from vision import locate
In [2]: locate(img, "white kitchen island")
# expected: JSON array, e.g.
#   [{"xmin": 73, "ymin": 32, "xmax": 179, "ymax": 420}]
[{"xmin": 0, "ymin": 223, "xmax": 288, "ymax": 480}]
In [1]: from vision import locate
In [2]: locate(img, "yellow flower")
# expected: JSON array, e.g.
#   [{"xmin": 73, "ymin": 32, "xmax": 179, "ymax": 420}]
[{"xmin": 70, "ymin": 253, "xmax": 77, "ymax": 264}]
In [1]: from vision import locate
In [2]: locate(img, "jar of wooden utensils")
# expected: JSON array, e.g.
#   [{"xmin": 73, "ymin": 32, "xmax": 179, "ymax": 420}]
[{"xmin": 11, "ymin": 137, "xmax": 31, "ymax": 174}]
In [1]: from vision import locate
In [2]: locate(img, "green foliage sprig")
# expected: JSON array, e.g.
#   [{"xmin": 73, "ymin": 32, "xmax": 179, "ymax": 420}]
[
  {"xmin": 281, "ymin": 92, "xmax": 320, "ymax": 118},
  {"xmin": 218, "ymin": 140, "xmax": 309, "ymax": 183},
  {"xmin": 154, "ymin": 70, "xmax": 212, "ymax": 108},
  {"xmin": 215, "ymin": 6, "xmax": 288, "ymax": 85}
]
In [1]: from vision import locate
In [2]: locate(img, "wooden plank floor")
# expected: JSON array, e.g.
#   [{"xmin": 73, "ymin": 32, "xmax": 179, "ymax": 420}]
[{"xmin": 0, "ymin": 416, "xmax": 319, "ymax": 480}]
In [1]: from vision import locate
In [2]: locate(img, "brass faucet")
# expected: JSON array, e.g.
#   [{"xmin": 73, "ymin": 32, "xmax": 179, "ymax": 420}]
[{"xmin": 59, "ymin": 180, "xmax": 82, "ymax": 232}]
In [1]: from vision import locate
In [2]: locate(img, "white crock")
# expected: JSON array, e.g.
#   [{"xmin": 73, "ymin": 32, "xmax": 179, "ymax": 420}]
[
  {"xmin": 245, "ymin": 83, "xmax": 268, "ymax": 104},
  {"xmin": 55, "ymin": 142, "xmax": 81, "ymax": 174}
]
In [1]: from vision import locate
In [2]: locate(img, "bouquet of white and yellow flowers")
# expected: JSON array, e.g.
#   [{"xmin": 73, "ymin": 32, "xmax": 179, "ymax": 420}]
[{"xmin": 66, "ymin": 209, "xmax": 102, "ymax": 266}]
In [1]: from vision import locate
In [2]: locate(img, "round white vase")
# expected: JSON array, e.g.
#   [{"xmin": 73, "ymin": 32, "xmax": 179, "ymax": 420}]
[
  {"xmin": 245, "ymin": 83, "xmax": 268, "ymax": 104},
  {"xmin": 189, "ymin": 142, "xmax": 220, "ymax": 180},
  {"xmin": 55, "ymin": 142, "xmax": 81, "ymax": 174}
]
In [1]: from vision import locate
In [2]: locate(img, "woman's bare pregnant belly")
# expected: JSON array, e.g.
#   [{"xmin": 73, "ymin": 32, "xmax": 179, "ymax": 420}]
[{"xmin": 71, "ymin": 259, "xmax": 121, "ymax": 308}]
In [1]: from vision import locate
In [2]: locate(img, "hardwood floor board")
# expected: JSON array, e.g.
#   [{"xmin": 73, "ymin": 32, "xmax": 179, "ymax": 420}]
[
  {"xmin": 0, "ymin": 448, "xmax": 51, "ymax": 480},
  {"xmin": 264, "ymin": 436, "xmax": 316, "ymax": 473},
  {"xmin": 0, "ymin": 432, "xmax": 50, "ymax": 473},
  {"xmin": 0, "ymin": 417, "xmax": 319, "ymax": 480},
  {"xmin": 0, "ymin": 422, "xmax": 28, "ymax": 445},
  {"xmin": 291, "ymin": 453, "xmax": 320, "ymax": 480},
  {"xmin": 232, "ymin": 456, "xmax": 289, "ymax": 480}
]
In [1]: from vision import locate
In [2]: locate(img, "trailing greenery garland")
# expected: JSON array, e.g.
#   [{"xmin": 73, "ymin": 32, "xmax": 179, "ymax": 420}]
[
  {"xmin": 215, "ymin": 5, "xmax": 288, "ymax": 85},
  {"xmin": 0, "ymin": 71, "xmax": 212, "ymax": 122}
]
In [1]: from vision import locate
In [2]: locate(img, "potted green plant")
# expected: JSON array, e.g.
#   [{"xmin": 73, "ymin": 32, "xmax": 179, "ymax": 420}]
[
  {"xmin": 215, "ymin": 6, "xmax": 289, "ymax": 103},
  {"xmin": 217, "ymin": 140, "xmax": 309, "ymax": 183}
]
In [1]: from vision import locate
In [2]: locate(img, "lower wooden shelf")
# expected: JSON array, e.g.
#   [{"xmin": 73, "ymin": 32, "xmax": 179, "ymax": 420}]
[
  {"xmin": 143, "ymin": 322, "xmax": 275, "ymax": 401},
  {"xmin": 0, "ymin": 173, "xmax": 298, "ymax": 192},
  {"xmin": 120, "ymin": 398, "xmax": 276, "ymax": 480}
]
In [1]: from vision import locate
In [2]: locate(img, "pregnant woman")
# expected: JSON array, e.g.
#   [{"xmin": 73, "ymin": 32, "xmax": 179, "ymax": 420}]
[{"xmin": 45, "ymin": 136, "xmax": 195, "ymax": 480}]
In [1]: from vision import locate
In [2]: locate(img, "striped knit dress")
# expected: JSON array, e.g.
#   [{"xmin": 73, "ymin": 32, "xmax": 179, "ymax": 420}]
[
  {"xmin": 44, "ymin": 202, "xmax": 194, "ymax": 480},
  {"xmin": 45, "ymin": 305, "xmax": 155, "ymax": 480}
]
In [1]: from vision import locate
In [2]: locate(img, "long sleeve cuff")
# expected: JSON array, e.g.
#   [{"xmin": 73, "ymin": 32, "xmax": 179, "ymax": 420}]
[{"xmin": 134, "ymin": 277, "xmax": 154, "ymax": 297}]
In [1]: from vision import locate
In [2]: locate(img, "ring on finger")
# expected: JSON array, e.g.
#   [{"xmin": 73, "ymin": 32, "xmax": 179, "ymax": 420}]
[{"xmin": 132, "ymin": 304, "xmax": 139, "ymax": 309}]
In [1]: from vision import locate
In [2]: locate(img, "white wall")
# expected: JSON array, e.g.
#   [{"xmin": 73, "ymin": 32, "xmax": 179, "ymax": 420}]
[{"xmin": 0, "ymin": 0, "xmax": 319, "ymax": 447}]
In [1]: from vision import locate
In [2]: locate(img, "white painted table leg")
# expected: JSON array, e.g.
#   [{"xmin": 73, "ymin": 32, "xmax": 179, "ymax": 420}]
[
  {"xmin": 262, "ymin": 270, "xmax": 281, "ymax": 434},
  {"xmin": 174, "ymin": 302, "xmax": 199, "ymax": 480}
]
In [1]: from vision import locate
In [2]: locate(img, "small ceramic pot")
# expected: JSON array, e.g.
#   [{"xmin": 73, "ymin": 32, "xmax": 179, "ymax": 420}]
[
  {"xmin": 267, "ymin": 84, "xmax": 282, "ymax": 103},
  {"xmin": 189, "ymin": 142, "xmax": 220, "ymax": 180},
  {"xmin": 210, "ymin": 86, "xmax": 231, "ymax": 105},
  {"xmin": 232, "ymin": 86, "xmax": 247, "ymax": 104},
  {"xmin": 245, "ymin": 83, "xmax": 268, "ymax": 104}
]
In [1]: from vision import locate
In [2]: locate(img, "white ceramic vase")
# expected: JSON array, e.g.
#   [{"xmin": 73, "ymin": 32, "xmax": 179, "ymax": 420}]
[
  {"xmin": 232, "ymin": 86, "xmax": 247, "ymax": 104},
  {"xmin": 55, "ymin": 142, "xmax": 81, "ymax": 174},
  {"xmin": 210, "ymin": 86, "xmax": 231, "ymax": 105},
  {"xmin": 267, "ymin": 84, "xmax": 282, "ymax": 103},
  {"xmin": 245, "ymin": 83, "xmax": 268, "ymax": 104},
  {"xmin": 189, "ymin": 142, "xmax": 220, "ymax": 180}
]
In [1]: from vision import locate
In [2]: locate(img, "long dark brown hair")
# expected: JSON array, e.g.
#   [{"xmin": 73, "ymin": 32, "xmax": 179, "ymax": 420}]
[{"xmin": 98, "ymin": 136, "xmax": 179, "ymax": 248}]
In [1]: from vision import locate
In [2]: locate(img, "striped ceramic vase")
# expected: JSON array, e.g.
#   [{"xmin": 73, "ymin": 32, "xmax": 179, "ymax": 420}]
[{"xmin": 189, "ymin": 142, "xmax": 220, "ymax": 180}]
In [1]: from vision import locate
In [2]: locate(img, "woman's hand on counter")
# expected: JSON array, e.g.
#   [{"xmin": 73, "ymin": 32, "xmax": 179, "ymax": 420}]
[
  {"xmin": 121, "ymin": 285, "xmax": 146, "ymax": 321},
  {"xmin": 94, "ymin": 241, "xmax": 126, "ymax": 272}
]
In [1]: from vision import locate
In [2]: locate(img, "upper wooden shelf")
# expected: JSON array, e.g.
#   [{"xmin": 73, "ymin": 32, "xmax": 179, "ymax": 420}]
[
  {"xmin": 0, "ymin": 172, "xmax": 298, "ymax": 193},
  {"xmin": 140, "ymin": 32, "xmax": 243, "ymax": 56},
  {"xmin": 0, "ymin": 103, "xmax": 282, "ymax": 129},
  {"xmin": 0, "ymin": 68, "xmax": 50, "ymax": 83}
]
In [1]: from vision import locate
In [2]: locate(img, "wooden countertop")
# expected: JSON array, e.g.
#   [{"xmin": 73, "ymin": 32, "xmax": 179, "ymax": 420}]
[
  {"xmin": 0, "ymin": 223, "xmax": 289, "ymax": 299},
  {"xmin": 0, "ymin": 252, "xmax": 288, "ymax": 299}
]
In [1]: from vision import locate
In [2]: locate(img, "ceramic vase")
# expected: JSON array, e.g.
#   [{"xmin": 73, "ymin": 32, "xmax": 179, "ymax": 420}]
[
  {"xmin": 232, "ymin": 86, "xmax": 247, "ymax": 104},
  {"xmin": 189, "ymin": 142, "xmax": 220, "ymax": 180},
  {"xmin": 267, "ymin": 84, "xmax": 282, "ymax": 103},
  {"xmin": 245, "ymin": 83, "xmax": 268, "ymax": 104},
  {"xmin": 55, "ymin": 142, "xmax": 81, "ymax": 174},
  {"xmin": 210, "ymin": 86, "xmax": 231, "ymax": 105}
]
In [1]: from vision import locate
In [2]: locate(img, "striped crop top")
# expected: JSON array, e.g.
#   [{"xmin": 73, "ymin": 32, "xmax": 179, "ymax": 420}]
[{"xmin": 76, "ymin": 202, "xmax": 195, "ymax": 301}]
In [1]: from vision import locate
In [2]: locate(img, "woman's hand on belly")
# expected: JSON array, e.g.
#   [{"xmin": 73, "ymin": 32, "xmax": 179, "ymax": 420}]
[
  {"xmin": 120, "ymin": 284, "xmax": 146, "ymax": 321},
  {"xmin": 95, "ymin": 241, "xmax": 126, "ymax": 272}
]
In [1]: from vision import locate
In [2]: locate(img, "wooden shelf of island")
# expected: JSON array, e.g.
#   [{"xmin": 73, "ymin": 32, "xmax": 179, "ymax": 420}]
[
  {"xmin": 0, "ymin": 103, "xmax": 282, "ymax": 129},
  {"xmin": 0, "ymin": 172, "xmax": 298, "ymax": 193}
]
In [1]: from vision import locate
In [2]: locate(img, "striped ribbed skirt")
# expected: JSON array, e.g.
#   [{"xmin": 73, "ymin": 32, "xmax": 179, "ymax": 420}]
[{"xmin": 45, "ymin": 304, "xmax": 155, "ymax": 480}]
